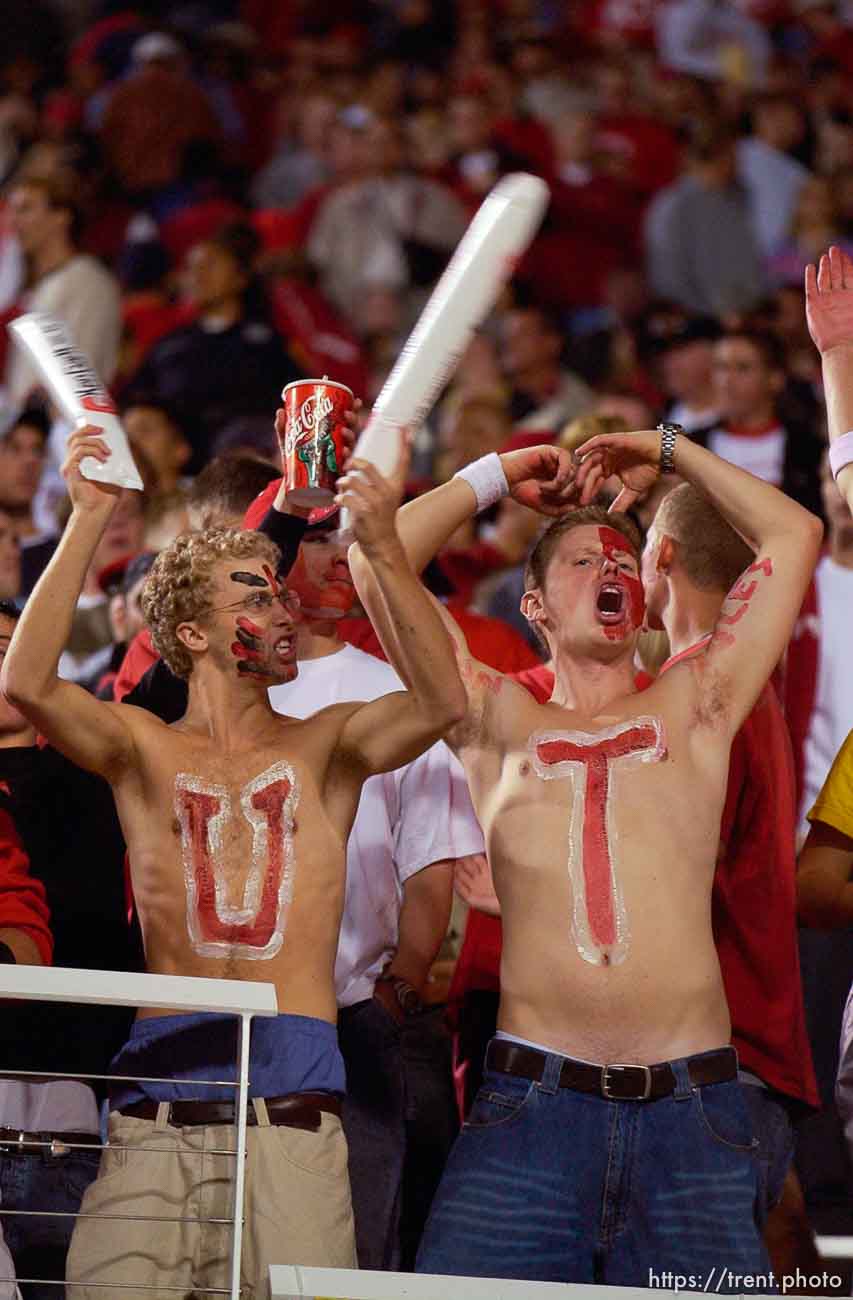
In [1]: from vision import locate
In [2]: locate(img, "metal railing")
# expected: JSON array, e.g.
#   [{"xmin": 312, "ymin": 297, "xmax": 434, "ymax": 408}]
[{"xmin": 0, "ymin": 964, "xmax": 278, "ymax": 1299}]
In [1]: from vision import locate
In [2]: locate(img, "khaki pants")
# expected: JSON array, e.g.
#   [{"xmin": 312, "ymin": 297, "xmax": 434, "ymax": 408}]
[{"xmin": 65, "ymin": 1101, "xmax": 356, "ymax": 1299}]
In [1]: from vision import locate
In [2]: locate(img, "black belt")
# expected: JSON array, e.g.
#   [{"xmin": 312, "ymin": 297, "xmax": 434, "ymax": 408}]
[
  {"xmin": 0, "ymin": 1127, "xmax": 101, "ymax": 1156},
  {"xmin": 118, "ymin": 1091, "xmax": 342, "ymax": 1132},
  {"xmin": 486, "ymin": 1040, "xmax": 737, "ymax": 1102}
]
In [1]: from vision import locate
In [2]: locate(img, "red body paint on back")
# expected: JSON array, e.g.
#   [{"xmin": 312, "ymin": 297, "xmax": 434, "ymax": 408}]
[
  {"xmin": 536, "ymin": 723, "xmax": 660, "ymax": 948},
  {"xmin": 597, "ymin": 526, "xmax": 644, "ymax": 639}
]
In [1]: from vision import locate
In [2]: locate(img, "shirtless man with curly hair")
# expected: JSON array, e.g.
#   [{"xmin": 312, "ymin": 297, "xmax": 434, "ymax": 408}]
[{"xmin": 0, "ymin": 426, "xmax": 465, "ymax": 1300}]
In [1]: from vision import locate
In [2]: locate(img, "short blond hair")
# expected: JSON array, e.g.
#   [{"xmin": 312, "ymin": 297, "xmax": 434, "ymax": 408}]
[
  {"xmin": 141, "ymin": 527, "xmax": 281, "ymax": 679},
  {"xmin": 653, "ymin": 484, "xmax": 753, "ymax": 592},
  {"xmin": 557, "ymin": 413, "xmax": 626, "ymax": 457}
]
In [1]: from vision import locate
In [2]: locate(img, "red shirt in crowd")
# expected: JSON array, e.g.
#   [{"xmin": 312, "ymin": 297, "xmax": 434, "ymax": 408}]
[{"xmin": 0, "ymin": 806, "xmax": 53, "ymax": 967}]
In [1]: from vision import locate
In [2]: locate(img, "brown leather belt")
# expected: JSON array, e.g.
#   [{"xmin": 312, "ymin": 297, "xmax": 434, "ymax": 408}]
[
  {"xmin": 486, "ymin": 1040, "xmax": 737, "ymax": 1102},
  {"xmin": 118, "ymin": 1091, "xmax": 342, "ymax": 1132},
  {"xmin": 0, "ymin": 1127, "xmax": 101, "ymax": 1154}
]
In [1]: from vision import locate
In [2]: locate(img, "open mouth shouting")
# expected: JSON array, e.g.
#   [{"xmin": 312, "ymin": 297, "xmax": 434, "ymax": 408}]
[{"xmin": 596, "ymin": 581, "xmax": 628, "ymax": 625}]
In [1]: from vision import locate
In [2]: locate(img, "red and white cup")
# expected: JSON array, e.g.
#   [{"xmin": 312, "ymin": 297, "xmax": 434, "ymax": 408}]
[{"xmin": 280, "ymin": 377, "xmax": 353, "ymax": 507}]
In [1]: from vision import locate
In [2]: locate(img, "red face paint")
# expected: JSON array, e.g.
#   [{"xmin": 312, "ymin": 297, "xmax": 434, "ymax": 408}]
[
  {"xmin": 262, "ymin": 564, "xmax": 280, "ymax": 598},
  {"xmin": 532, "ymin": 719, "xmax": 666, "ymax": 966},
  {"xmin": 175, "ymin": 764, "xmax": 298, "ymax": 960},
  {"xmin": 597, "ymin": 527, "xmax": 644, "ymax": 638}
]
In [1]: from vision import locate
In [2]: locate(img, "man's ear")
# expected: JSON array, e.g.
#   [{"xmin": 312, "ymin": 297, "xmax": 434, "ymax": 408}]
[
  {"xmin": 657, "ymin": 534, "xmax": 676, "ymax": 574},
  {"xmin": 520, "ymin": 587, "xmax": 546, "ymax": 628},
  {"xmin": 176, "ymin": 620, "xmax": 208, "ymax": 658}
]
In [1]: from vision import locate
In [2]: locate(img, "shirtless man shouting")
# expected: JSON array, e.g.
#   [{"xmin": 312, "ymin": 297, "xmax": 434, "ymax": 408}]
[
  {"xmin": 346, "ymin": 427, "xmax": 821, "ymax": 1290},
  {"xmin": 0, "ymin": 427, "xmax": 465, "ymax": 1300}
]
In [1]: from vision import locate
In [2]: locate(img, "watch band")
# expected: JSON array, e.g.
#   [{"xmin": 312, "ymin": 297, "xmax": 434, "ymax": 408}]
[
  {"xmin": 377, "ymin": 973, "xmax": 423, "ymax": 1016},
  {"xmin": 656, "ymin": 422, "xmax": 681, "ymax": 475}
]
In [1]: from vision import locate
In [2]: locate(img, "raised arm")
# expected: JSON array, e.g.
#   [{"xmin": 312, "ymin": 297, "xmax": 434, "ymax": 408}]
[
  {"xmin": 576, "ymin": 429, "xmax": 823, "ymax": 738},
  {"xmin": 805, "ymin": 245, "xmax": 853, "ymax": 514},
  {"xmin": 333, "ymin": 446, "xmax": 466, "ymax": 777},
  {"xmin": 347, "ymin": 441, "xmax": 575, "ymax": 744},
  {"xmin": 0, "ymin": 428, "xmax": 140, "ymax": 778}
]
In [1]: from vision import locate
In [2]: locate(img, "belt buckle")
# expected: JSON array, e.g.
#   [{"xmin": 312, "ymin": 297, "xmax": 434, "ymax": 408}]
[{"xmin": 601, "ymin": 1063, "xmax": 652, "ymax": 1101}]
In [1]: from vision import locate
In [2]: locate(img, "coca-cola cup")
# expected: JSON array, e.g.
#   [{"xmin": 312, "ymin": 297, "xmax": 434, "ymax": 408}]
[{"xmin": 280, "ymin": 377, "xmax": 353, "ymax": 507}]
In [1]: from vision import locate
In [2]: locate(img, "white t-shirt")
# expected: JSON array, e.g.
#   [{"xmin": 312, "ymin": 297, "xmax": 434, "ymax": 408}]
[
  {"xmin": 800, "ymin": 556, "xmax": 853, "ymax": 831},
  {"xmin": 268, "ymin": 644, "xmax": 484, "ymax": 1007},
  {"xmin": 707, "ymin": 425, "xmax": 786, "ymax": 486}
]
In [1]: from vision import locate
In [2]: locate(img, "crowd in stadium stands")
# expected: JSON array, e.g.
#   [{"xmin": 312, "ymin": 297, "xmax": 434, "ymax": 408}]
[{"xmin": 3, "ymin": 1, "xmax": 853, "ymax": 1297}]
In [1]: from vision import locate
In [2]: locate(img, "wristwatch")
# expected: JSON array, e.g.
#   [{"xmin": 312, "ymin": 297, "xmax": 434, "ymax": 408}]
[
  {"xmin": 377, "ymin": 973, "xmax": 423, "ymax": 1016},
  {"xmin": 656, "ymin": 422, "xmax": 681, "ymax": 475}
]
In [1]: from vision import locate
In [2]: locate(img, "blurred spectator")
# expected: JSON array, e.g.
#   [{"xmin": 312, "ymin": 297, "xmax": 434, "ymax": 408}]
[
  {"xmin": 58, "ymin": 488, "xmax": 147, "ymax": 684},
  {"xmin": 441, "ymin": 90, "xmax": 537, "ymax": 209},
  {"xmin": 521, "ymin": 107, "xmax": 643, "ymax": 311},
  {"xmin": 653, "ymin": 315, "xmax": 723, "ymax": 436},
  {"xmin": 307, "ymin": 108, "xmax": 467, "ymax": 324},
  {"xmin": 251, "ymin": 91, "xmax": 337, "ymax": 209},
  {"xmin": 766, "ymin": 174, "xmax": 853, "ymax": 287},
  {"xmin": 786, "ymin": 453, "xmax": 853, "ymax": 833},
  {"xmin": 593, "ymin": 55, "xmax": 681, "ymax": 199},
  {"xmin": 738, "ymin": 93, "xmax": 811, "ymax": 258},
  {"xmin": 127, "ymin": 222, "xmax": 300, "ymax": 469},
  {"xmin": 121, "ymin": 397, "xmax": 192, "ymax": 498},
  {"xmin": 645, "ymin": 121, "xmax": 768, "ymax": 316},
  {"xmin": 699, "ymin": 328, "xmax": 823, "ymax": 514},
  {"xmin": 3, "ymin": 172, "xmax": 120, "ymax": 415},
  {"xmin": 99, "ymin": 32, "xmax": 221, "ymax": 201},
  {"xmin": 656, "ymin": 0, "xmax": 771, "ymax": 87},
  {"xmin": 185, "ymin": 455, "xmax": 280, "ymax": 531},
  {"xmin": 0, "ymin": 407, "xmax": 51, "ymax": 597},
  {"xmin": 0, "ymin": 510, "xmax": 21, "ymax": 603},
  {"xmin": 499, "ymin": 304, "xmax": 593, "ymax": 432},
  {"xmin": 85, "ymin": 550, "xmax": 157, "ymax": 700}
]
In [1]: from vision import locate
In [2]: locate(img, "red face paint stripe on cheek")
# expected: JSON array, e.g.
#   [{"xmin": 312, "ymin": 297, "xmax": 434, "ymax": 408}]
[
  {"xmin": 262, "ymin": 564, "xmax": 280, "ymax": 598},
  {"xmin": 597, "ymin": 526, "xmax": 644, "ymax": 632},
  {"xmin": 236, "ymin": 616, "xmax": 263, "ymax": 639}
]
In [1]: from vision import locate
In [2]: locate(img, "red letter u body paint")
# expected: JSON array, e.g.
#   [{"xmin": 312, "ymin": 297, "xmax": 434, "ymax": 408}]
[{"xmin": 174, "ymin": 762, "xmax": 298, "ymax": 960}]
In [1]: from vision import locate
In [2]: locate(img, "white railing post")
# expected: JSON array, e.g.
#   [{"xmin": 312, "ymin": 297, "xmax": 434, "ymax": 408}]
[
  {"xmin": 229, "ymin": 1011, "xmax": 253, "ymax": 1300},
  {"xmin": 0, "ymin": 965, "xmax": 278, "ymax": 1300}
]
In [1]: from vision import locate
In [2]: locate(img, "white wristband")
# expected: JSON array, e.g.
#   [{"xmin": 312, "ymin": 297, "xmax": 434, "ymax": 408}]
[
  {"xmin": 454, "ymin": 453, "xmax": 509, "ymax": 512},
  {"xmin": 829, "ymin": 431, "xmax": 853, "ymax": 481}
]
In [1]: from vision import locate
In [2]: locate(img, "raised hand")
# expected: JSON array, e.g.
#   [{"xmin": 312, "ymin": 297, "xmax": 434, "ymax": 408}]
[
  {"xmin": 334, "ymin": 428, "xmax": 413, "ymax": 553},
  {"xmin": 574, "ymin": 429, "xmax": 662, "ymax": 513},
  {"xmin": 453, "ymin": 853, "xmax": 501, "ymax": 917},
  {"xmin": 499, "ymin": 444, "xmax": 577, "ymax": 516},
  {"xmin": 805, "ymin": 245, "xmax": 853, "ymax": 356},
  {"xmin": 61, "ymin": 426, "xmax": 121, "ymax": 514}
]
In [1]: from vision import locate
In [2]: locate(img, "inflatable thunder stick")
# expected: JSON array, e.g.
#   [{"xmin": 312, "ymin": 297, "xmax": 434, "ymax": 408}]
[
  {"xmin": 9, "ymin": 314, "xmax": 144, "ymax": 491},
  {"xmin": 340, "ymin": 171, "xmax": 550, "ymax": 529}
]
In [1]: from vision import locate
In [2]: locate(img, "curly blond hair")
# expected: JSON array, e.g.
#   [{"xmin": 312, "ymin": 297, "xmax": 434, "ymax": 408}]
[{"xmin": 141, "ymin": 527, "xmax": 281, "ymax": 679}]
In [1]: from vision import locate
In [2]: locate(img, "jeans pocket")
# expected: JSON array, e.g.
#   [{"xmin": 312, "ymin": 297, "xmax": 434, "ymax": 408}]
[
  {"xmin": 464, "ymin": 1073, "xmax": 536, "ymax": 1131},
  {"xmin": 695, "ymin": 1082, "xmax": 759, "ymax": 1154}
]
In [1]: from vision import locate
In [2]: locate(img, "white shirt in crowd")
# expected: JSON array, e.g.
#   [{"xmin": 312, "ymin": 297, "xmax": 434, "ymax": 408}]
[
  {"xmin": 801, "ymin": 556, "xmax": 853, "ymax": 832},
  {"xmin": 708, "ymin": 425, "xmax": 786, "ymax": 487},
  {"xmin": 268, "ymin": 643, "xmax": 485, "ymax": 1008}
]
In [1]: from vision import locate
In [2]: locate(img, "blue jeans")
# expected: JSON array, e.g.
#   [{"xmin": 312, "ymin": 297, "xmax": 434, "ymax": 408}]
[
  {"xmin": 0, "ymin": 1146, "xmax": 101, "ymax": 1299},
  {"xmin": 740, "ymin": 1079, "xmax": 796, "ymax": 1215},
  {"xmin": 416, "ymin": 1045, "xmax": 772, "ymax": 1290},
  {"xmin": 339, "ymin": 998, "xmax": 406, "ymax": 1271}
]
